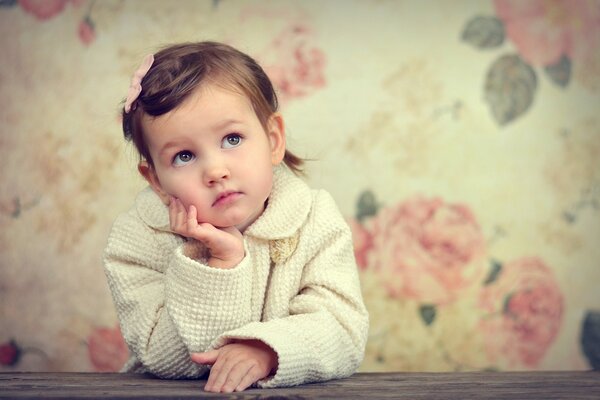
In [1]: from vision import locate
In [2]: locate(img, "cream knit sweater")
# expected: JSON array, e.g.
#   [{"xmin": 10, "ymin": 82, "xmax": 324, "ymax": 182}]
[{"xmin": 104, "ymin": 166, "xmax": 369, "ymax": 388}]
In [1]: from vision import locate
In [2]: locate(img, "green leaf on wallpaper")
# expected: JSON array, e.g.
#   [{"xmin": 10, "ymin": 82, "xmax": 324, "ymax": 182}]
[
  {"xmin": 461, "ymin": 16, "xmax": 505, "ymax": 49},
  {"xmin": 483, "ymin": 259, "xmax": 503, "ymax": 285},
  {"xmin": 544, "ymin": 55, "xmax": 571, "ymax": 88},
  {"xmin": 581, "ymin": 311, "xmax": 600, "ymax": 370},
  {"xmin": 502, "ymin": 293, "xmax": 515, "ymax": 315},
  {"xmin": 419, "ymin": 305, "xmax": 437, "ymax": 326},
  {"xmin": 356, "ymin": 190, "xmax": 379, "ymax": 222},
  {"xmin": 485, "ymin": 54, "xmax": 537, "ymax": 126}
]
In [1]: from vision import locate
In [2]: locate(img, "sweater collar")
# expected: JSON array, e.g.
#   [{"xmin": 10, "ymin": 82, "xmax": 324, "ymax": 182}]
[
  {"xmin": 135, "ymin": 165, "xmax": 311, "ymax": 240},
  {"xmin": 245, "ymin": 165, "xmax": 311, "ymax": 240}
]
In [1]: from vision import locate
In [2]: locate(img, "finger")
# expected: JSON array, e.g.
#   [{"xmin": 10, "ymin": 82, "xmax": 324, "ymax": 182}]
[
  {"xmin": 191, "ymin": 350, "xmax": 219, "ymax": 365},
  {"xmin": 235, "ymin": 364, "xmax": 261, "ymax": 392},
  {"xmin": 203, "ymin": 354, "xmax": 224, "ymax": 392},
  {"xmin": 169, "ymin": 198, "xmax": 182, "ymax": 229},
  {"xmin": 205, "ymin": 353, "xmax": 235, "ymax": 392},
  {"xmin": 187, "ymin": 205, "xmax": 198, "ymax": 231},
  {"xmin": 189, "ymin": 222, "xmax": 219, "ymax": 245},
  {"xmin": 221, "ymin": 361, "xmax": 255, "ymax": 393},
  {"xmin": 174, "ymin": 199, "xmax": 188, "ymax": 231},
  {"xmin": 168, "ymin": 197, "xmax": 178, "ymax": 230}
]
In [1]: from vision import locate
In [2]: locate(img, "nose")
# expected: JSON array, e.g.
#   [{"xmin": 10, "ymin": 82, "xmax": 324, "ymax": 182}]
[{"xmin": 203, "ymin": 157, "xmax": 230, "ymax": 186}]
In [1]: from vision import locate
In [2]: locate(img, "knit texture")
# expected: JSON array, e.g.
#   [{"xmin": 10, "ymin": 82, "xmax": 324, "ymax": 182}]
[{"xmin": 103, "ymin": 166, "xmax": 369, "ymax": 387}]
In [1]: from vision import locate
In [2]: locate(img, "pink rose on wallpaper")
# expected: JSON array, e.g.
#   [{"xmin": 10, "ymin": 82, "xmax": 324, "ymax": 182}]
[
  {"xmin": 19, "ymin": 0, "xmax": 82, "ymax": 21},
  {"xmin": 494, "ymin": 0, "xmax": 600, "ymax": 67},
  {"xmin": 348, "ymin": 218, "xmax": 374, "ymax": 270},
  {"xmin": 0, "ymin": 340, "xmax": 21, "ymax": 366},
  {"xmin": 365, "ymin": 196, "xmax": 487, "ymax": 305},
  {"xmin": 78, "ymin": 17, "xmax": 95, "ymax": 46},
  {"xmin": 88, "ymin": 326, "xmax": 128, "ymax": 372},
  {"xmin": 263, "ymin": 24, "xmax": 326, "ymax": 103},
  {"xmin": 479, "ymin": 257, "xmax": 564, "ymax": 368}
]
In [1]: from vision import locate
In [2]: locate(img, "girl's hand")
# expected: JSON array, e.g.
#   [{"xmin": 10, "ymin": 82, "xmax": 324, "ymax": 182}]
[
  {"xmin": 169, "ymin": 197, "xmax": 244, "ymax": 269},
  {"xmin": 190, "ymin": 340, "xmax": 278, "ymax": 393}
]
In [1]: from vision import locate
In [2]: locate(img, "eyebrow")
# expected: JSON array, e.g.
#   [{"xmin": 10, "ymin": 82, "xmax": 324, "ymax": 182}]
[
  {"xmin": 159, "ymin": 141, "xmax": 183, "ymax": 157},
  {"xmin": 212, "ymin": 118, "xmax": 243, "ymax": 131}
]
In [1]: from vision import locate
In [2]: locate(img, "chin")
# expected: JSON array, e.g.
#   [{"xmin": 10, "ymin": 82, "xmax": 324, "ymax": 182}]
[
  {"xmin": 214, "ymin": 216, "xmax": 249, "ymax": 230},
  {"xmin": 213, "ymin": 208, "xmax": 260, "ymax": 231}
]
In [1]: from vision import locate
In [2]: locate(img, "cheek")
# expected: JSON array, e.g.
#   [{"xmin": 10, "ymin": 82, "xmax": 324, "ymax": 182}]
[
  {"xmin": 254, "ymin": 167, "xmax": 274, "ymax": 200},
  {"xmin": 176, "ymin": 186, "xmax": 204, "ymax": 208},
  {"xmin": 157, "ymin": 173, "xmax": 199, "ymax": 205}
]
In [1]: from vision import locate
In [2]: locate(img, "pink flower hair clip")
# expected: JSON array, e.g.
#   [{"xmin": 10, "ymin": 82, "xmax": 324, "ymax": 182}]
[{"xmin": 124, "ymin": 54, "xmax": 154, "ymax": 113}]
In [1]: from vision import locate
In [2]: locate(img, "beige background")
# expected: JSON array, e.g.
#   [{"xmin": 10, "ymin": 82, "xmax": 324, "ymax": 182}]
[{"xmin": 1, "ymin": 0, "xmax": 599, "ymax": 373}]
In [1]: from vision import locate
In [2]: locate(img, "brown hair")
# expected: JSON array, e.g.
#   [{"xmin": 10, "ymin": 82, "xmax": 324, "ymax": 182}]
[{"xmin": 121, "ymin": 41, "xmax": 303, "ymax": 174}]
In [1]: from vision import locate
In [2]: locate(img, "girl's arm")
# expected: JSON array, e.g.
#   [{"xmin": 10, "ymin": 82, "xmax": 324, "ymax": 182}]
[
  {"xmin": 103, "ymin": 209, "xmax": 254, "ymax": 378},
  {"xmin": 204, "ymin": 191, "xmax": 369, "ymax": 388}
]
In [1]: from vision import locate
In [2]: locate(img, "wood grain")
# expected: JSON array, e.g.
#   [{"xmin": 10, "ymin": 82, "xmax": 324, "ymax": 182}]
[{"xmin": 0, "ymin": 371, "xmax": 598, "ymax": 399}]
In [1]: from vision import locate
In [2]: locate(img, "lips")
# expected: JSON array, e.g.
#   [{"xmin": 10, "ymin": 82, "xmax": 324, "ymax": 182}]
[{"xmin": 212, "ymin": 191, "xmax": 242, "ymax": 207}]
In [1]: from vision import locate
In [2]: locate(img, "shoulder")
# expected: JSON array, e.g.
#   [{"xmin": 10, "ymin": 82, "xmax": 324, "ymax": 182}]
[
  {"xmin": 305, "ymin": 189, "xmax": 351, "ymax": 238},
  {"xmin": 108, "ymin": 189, "xmax": 156, "ymax": 238},
  {"xmin": 310, "ymin": 189, "xmax": 343, "ymax": 215},
  {"xmin": 133, "ymin": 187, "xmax": 170, "ymax": 230},
  {"xmin": 104, "ymin": 189, "xmax": 178, "ymax": 269},
  {"xmin": 108, "ymin": 187, "xmax": 169, "ymax": 236},
  {"xmin": 105, "ymin": 203, "xmax": 156, "ymax": 260}
]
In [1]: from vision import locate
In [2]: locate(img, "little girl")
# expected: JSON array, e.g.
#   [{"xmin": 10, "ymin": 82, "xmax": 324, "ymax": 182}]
[{"xmin": 104, "ymin": 41, "xmax": 368, "ymax": 393}]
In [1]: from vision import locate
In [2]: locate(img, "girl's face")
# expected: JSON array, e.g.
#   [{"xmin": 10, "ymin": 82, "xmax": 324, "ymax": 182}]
[{"xmin": 139, "ymin": 83, "xmax": 286, "ymax": 232}]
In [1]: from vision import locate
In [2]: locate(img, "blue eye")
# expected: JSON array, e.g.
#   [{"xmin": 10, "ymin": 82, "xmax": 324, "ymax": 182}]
[
  {"xmin": 222, "ymin": 134, "xmax": 242, "ymax": 149},
  {"xmin": 173, "ymin": 150, "xmax": 195, "ymax": 166}
]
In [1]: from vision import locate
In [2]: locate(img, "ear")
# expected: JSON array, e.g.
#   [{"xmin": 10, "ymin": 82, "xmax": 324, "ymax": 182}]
[
  {"xmin": 138, "ymin": 161, "xmax": 170, "ymax": 205},
  {"xmin": 267, "ymin": 113, "xmax": 286, "ymax": 166}
]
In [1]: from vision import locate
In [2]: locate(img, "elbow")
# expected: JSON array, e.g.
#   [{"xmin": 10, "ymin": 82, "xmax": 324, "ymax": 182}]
[{"xmin": 348, "ymin": 306, "xmax": 369, "ymax": 372}]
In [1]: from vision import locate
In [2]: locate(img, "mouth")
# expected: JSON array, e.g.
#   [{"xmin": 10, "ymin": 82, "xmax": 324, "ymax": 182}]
[{"xmin": 212, "ymin": 191, "xmax": 242, "ymax": 207}]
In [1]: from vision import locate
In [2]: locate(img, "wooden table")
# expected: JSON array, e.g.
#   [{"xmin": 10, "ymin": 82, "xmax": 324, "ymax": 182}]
[{"xmin": 0, "ymin": 371, "xmax": 598, "ymax": 399}]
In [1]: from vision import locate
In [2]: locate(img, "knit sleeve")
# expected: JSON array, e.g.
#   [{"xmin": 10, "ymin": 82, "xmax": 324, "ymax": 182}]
[
  {"xmin": 103, "ymin": 211, "xmax": 254, "ymax": 378},
  {"xmin": 211, "ymin": 190, "xmax": 369, "ymax": 388}
]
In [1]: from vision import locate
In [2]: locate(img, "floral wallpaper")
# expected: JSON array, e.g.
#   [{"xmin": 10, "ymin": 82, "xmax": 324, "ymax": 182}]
[{"xmin": 1, "ymin": 0, "xmax": 599, "ymax": 374}]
